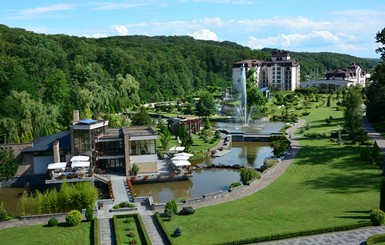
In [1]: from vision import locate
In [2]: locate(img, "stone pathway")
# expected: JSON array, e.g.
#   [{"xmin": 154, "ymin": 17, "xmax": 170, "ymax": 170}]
[
  {"xmin": 257, "ymin": 226, "xmax": 385, "ymax": 245},
  {"xmin": 98, "ymin": 175, "xmax": 168, "ymax": 245}
]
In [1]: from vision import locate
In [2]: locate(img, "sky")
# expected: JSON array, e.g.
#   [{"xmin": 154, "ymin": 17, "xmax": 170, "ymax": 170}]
[{"xmin": 1, "ymin": 0, "xmax": 385, "ymax": 58}]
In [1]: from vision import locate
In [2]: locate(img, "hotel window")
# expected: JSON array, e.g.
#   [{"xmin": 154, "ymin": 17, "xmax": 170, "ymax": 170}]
[{"xmin": 130, "ymin": 140, "xmax": 156, "ymax": 155}]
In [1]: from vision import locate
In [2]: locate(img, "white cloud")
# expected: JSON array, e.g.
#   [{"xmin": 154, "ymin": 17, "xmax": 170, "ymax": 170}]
[
  {"xmin": 113, "ymin": 25, "xmax": 129, "ymax": 36},
  {"xmin": 89, "ymin": 2, "xmax": 147, "ymax": 10},
  {"xmin": 19, "ymin": 4, "xmax": 75, "ymax": 15},
  {"xmin": 188, "ymin": 29, "xmax": 218, "ymax": 41},
  {"xmin": 85, "ymin": 33, "xmax": 108, "ymax": 38},
  {"xmin": 248, "ymin": 31, "xmax": 339, "ymax": 50}
]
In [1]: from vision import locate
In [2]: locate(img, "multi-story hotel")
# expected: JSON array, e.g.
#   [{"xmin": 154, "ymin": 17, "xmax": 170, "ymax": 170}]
[{"xmin": 232, "ymin": 51, "xmax": 300, "ymax": 93}]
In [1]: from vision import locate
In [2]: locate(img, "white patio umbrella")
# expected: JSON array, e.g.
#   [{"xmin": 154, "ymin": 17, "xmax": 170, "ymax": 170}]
[
  {"xmin": 171, "ymin": 155, "xmax": 190, "ymax": 161},
  {"xmin": 172, "ymin": 160, "xmax": 191, "ymax": 166},
  {"xmin": 174, "ymin": 152, "xmax": 194, "ymax": 158}
]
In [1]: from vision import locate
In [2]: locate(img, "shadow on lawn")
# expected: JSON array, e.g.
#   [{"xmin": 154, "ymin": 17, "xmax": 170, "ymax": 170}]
[
  {"xmin": 335, "ymin": 210, "xmax": 372, "ymax": 220},
  {"xmin": 301, "ymin": 118, "xmax": 344, "ymax": 130},
  {"xmin": 293, "ymin": 141, "xmax": 382, "ymax": 193}
]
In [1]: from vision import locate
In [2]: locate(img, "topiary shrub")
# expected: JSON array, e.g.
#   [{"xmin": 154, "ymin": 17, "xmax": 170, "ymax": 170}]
[
  {"xmin": 370, "ymin": 208, "xmax": 385, "ymax": 226},
  {"xmin": 179, "ymin": 207, "xmax": 195, "ymax": 215},
  {"xmin": 85, "ymin": 207, "xmax": 94, "ymax": 222},
  {"xmin": 48, "ymin": 217, "xmax": 58, "ymax": 227},
  {"xmin": 174, "ymin": 226, "xmax": 183, "ymax": 237},
  {"xmin": 66, "ymin": 210, "xmax": 82, "ymax": 226}
]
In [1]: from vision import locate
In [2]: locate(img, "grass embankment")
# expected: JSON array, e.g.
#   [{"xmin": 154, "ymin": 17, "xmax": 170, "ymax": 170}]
[
  {"xmin": 161, "ymin": 96, "xmax": 382, "ymax": 244},
  {"xmin": 0, "ymin": 221, "xmax": 92, "ymax": 245}
]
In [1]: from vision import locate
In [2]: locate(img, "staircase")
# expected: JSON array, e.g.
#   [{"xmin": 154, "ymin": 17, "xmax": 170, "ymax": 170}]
[{"xmin": 94, "ymin": 174, "xmax": 110, "ymax": 184}]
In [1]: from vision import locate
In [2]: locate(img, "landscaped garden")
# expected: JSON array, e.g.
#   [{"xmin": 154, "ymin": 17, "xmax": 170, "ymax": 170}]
[
  {"xmin": 0, "ymin": 220, "xmax": 94, "ymax": 245},
  {"xmin": 113, "ymin": 214, "xmax": 151, "ymax": 245},
  {"xmin": 159, "ymin": 93, "xmax": 383, "ymax": 244}
]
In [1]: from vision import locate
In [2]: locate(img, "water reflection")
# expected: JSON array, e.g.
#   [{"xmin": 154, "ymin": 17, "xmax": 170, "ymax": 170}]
[
  {"xmin": 0, "ymin": 187, "xmax": 30, "ymax": 215},
  {"xmin": 134, "ymin": 168, "xmax": 240, "ymax": 203},
  {"xmin": 211, "ymin": 120, "xmax": 284, "ymax": 134},
  {"xmin": 201, "ymin": 142, "xmax": 273, "ymax": 169},
  {"xmin": 134, "ymin": 141, "xmax": 273, "ymax": 203}
]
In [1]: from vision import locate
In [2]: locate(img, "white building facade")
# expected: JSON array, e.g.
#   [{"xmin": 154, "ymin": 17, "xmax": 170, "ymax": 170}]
[
  {"xmin": 300, "ymin": 63, "xmax": 369, "ymax": 90},
  {"xmin": 232, "ymin": 51, "xmax": 300, "ymax": 93}
]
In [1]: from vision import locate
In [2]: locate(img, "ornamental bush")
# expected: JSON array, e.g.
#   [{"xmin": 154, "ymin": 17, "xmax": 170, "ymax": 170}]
[
  {"xmin": 370, "ymin": 208, "xmax": 385, "ymax": 226},
  {"xmin": 179, "ymin": 207, "xmax": 195, "ymax": 215},
  {"xmin": 174, "ymin": 226, "xmax": 183, "ymax": 237},
  {"xmin": 240, "ymin": 168, "xmax": 260, "ymax": 185},
  {"xmin": 65, "ymin": 210, "xmax": 82, "ymax": 226},
  {"xmin": 85, "ymin": 207, "xmax": 94, "ymax": 222},
  {"xmin": 230, "ymin": 182, "xmax": 241, "ymax": 189},
  {"xmin": 48, "ymin": 217, "xmax": 58, "ymax": 227}
]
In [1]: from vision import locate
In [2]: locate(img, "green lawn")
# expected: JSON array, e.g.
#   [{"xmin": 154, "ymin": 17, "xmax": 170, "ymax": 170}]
[
  {"xmin": 113, "ymin": 214, "xmax": 151, "ymax": 245},
  {"xmin": 0, "ymin": 221, "xmax": 92, "ymax": 245},
  {"xmin": 161, "ymin": 97, "xmax": 382, "ymax": 245}
]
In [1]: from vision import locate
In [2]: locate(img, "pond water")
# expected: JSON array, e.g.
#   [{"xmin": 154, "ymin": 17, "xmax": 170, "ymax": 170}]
[
  {"xmin": 1, "ymin": 120, "xmax": 283, "ymax": 210},
  {"xmin": 0, "ymin": 187, "xmax": 31, "ymax": 216},
  {"xmin": 134, "ymin": 141, "xmax": 274, "ymax": 203},
  {"xmin": 211, "ymin": 120, "xmax": 284, "ymax": 134}
]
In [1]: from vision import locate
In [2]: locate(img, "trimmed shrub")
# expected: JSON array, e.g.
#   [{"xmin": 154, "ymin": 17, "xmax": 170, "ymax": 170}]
[
  {"xmin": 179, "ymin": 207, "xmax": 195, "ymax": 215},
  {"xmin": 174, "ymin": 226, "xmax": 183, "ymax": 237},
  {"xmin": 86, "ymin": 207, "xmax": 94, "ymax": 222},
  {"xmin": 366, "ymin": 233, "xmax": 385, "ymax": 245},
  {"xmin": 165, "ymin": 199, "xmax": 178, "ymax": 214},
  {"xmin": 66, "ymin": 210, "xmax": 82, "ymax": 226},
  {"xmin": 113, "ymin": 201, "xmax": 136, "ymax": 209},
  {"xmin": 370, "ymin": 208, "xmax": 385, "ymax": 226},
  {"xmin": 48, "ymin": 217, "xmax": 58, "ymax": 227},
  {"xmin": 230, "ymin": 182, "xmax": 242, "ymax": 189}
]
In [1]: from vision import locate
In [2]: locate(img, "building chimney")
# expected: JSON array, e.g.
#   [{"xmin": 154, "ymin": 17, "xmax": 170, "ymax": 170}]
[
  {"xmin": 73, "ymin": 110, "xmax": 79, "ymax": 124},
  {"xmin": 53, "ymin": 139, "xmax": 60, "ymax": 163}
]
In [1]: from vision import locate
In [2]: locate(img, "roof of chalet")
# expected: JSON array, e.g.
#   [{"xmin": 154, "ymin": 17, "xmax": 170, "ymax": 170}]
[
  {"xmin": 22, "ymin": 131, "xmax": 71, "ymax": 153},
  {"xmin": 272, "ymin": 50, "xmax": 290, "ymax": 57}
]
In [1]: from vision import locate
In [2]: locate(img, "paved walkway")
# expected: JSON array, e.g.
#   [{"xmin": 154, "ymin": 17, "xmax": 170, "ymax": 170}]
[
  {"xmin": 98, "ymin": 175, "xmax": 169, "ymax": 245},
  {"xmin": 257, "ymin": 226, "xmax": 385, "ymax": 245}
]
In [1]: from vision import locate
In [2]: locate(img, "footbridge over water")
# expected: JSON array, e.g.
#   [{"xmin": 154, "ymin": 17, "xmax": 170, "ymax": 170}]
[{"xmin": 226, "ymin": 131, "xmax": 284, "ymax": 142}]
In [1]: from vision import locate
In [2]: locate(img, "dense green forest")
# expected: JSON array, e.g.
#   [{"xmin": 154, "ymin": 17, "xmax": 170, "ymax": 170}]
[{"xmin": 0, "ymin": 24, "xmax": 380, "ymax": 143}]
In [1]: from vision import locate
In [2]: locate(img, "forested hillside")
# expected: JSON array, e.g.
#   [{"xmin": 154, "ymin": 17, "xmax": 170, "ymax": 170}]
[{"xmin": 0, "ymin": 24, "xmax": 379, "ymax": 143}]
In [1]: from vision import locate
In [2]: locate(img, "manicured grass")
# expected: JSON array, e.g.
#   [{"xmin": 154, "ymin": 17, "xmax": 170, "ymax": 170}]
[
  {"xmin": 0, "ymin": 221, "xmax": 92, "ymax": 245},
  {"xmin": 113, "ymin": 214, "xmax": 151, "ymax": 245},
  {"xmin": 161, "ymin": 99, "xmax": 382, "ymax": 245}
]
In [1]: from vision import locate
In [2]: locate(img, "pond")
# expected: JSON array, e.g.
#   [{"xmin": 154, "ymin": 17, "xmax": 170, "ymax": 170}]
[
  {"xmin": 134, "ymin": 141, "xmax": 274, "ymax": 203},
  {"xmin": 0, "ymin": 187, "xmax": 32, "ymax": 216}
]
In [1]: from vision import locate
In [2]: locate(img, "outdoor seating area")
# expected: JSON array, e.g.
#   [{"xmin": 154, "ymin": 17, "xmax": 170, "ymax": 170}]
[
  {"xmin": 45, "ymin": 155, "xmax": 94, "ymax": 184},
  {"xmin": 169, "ymin": 152, "xmax": 193, "ymax": 177}
]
